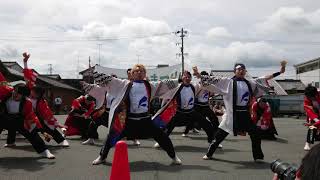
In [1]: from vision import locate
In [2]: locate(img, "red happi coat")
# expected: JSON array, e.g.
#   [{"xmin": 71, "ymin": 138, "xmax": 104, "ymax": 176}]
[
  {"xmin": 17, "ymin": 68, "xmax": 42, "ymax": 132},
  {"xmin": 0, "ymin": 69, "xmax": 42, "ymax": 132},
  {"xmin": 91, "ymin": 105, "xmax": 107, "ymax": 121},
  {"xmin": 0, "ymin": 68, "xmax": 36, "ymax": 102},
  {"xmin": 251, "ymin": 101, "xmax": 274, "ymax": 130},
  {"xmin": 23, "ymin": 67, "xmax": 59, "ymax": 130},
  {"xmin": 23, "ymin": 98, "xmax": 43, "ymax": 132},
  {"xmin": 64, "ymin": 96, "xmax": 95, "ymax": 136},
  {"xmin": 36, "ymin": 99, "xmax": 60, "ymax": 130},
  {"xmin": 70, "ymin": 96, "xmax": 95, "ymax": 117},
  {"xmin": 304, "ymin": 94, "xmax": 320, "ymax": 128},
  {"xmin": 23, "ymin": 68, "xmax": 37, "ymax": 90},
  {"xmin": 0, "ymin": 72, "xmax": 13, "ymax": 102}
]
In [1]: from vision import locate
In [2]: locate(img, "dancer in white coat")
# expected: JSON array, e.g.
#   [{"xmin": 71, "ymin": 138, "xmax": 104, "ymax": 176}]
[{"xmin": 194, "ymin": 62, "xmax": 286, "ymax": 161}]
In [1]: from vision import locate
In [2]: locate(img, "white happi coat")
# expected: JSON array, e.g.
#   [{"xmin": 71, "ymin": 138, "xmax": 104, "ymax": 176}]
[
  {"xmin": 157, "ymin": 78, "xmax": 209, "ymax": 108},
  {"xmin": 200, "ymin": 76, "xmax": 270, "ymax": 135},
  {"xmin": 83, "ymin": 76, "xmax": 180, "ymax": 128}
]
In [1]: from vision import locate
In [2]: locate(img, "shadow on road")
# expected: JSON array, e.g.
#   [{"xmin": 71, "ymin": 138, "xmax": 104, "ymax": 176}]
[
  {"xmin": 173, "ymin": 145, "xmax": 242, "ymax": 153},
  {"xmin": 129, "ymin": 161, "xmax": 225, "ymax": 172},
  {"xmin": 4, "ymin": 145, "xmax": 66, "ymax": 153},
  {"xmin": 0, "ymin": 156, "xmax": 55, "ymax": 172},
  {"xmin": 274, "ymin": 137, "xmax": 288, "ymax": 144},
  {"xmin": 211, "ymin": 158, "xmax": 270, "ymax": 170},
  {"xmin": 188, "ymin": 136, "xmax": 209, "ymax": 141}
]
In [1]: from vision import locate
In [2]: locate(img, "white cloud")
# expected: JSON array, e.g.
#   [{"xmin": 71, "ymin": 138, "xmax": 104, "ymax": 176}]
[
  {"xmin": 0, "ymin": 45, "xmax": 19, "ymax": 59},
  {"xmin": 80, "ymin": 17, "xmax": 172, "ymax": 39},
  {"xmin": 206, "ymin": 27, "xmax": 232, "ymax": 40},
  {"xmin": 0, "ymin": 1, "xmax": 319, "ymax": 78},
  {"xmin": 189, "ymin": 41, "xmax": 285, "ymax": 70},
  {"xmin": 256, "ymin": 7, "xmax": 320, "ymax": 34}
]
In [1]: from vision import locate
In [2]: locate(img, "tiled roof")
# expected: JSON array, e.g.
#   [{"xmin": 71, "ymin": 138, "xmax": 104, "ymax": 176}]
[
  {"xmin": 276, "ymin": 79, "xmax": 306, "ymax": 91},
  {"xmin": 37, "ymin": 75, "xmax": 80, "ymax": 91},
  {"xmin": 43, "ymin": 74, "xmax": 61, "ymax": 80},
  {"xmin": 294, "ymin": 57, "xmax": 320, "ymax": 67},
  {"xmin": 2, "ymin": 61, "xmax": 80, "ymax": 92}
]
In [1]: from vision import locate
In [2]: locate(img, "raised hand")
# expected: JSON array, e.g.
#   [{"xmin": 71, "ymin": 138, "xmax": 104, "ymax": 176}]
[
  {"xmin": 22, "ymin": 52, "xmax": 30, "ymax": 62},
  {"xmin": 192, "ymin": 66, "xmax": 201, "ymax": 78},
  {"xmin": 280, "ymin": 60, "xmax": 287, "ymax": 74}
]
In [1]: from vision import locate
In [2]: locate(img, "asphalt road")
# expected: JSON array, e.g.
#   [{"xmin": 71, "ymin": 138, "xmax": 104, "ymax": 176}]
[{"xmin": 0, "ymin": 115, "xmax": 309, "ymax": 180}]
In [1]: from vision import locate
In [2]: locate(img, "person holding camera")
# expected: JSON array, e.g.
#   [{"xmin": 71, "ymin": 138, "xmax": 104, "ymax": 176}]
[
  {"xmin": 272, "ymin": 143, "xmax": 320, "ymax": 180},
  {"xmin": 303, "ymin": 85, "xmax": 320, "ymax": 151}
]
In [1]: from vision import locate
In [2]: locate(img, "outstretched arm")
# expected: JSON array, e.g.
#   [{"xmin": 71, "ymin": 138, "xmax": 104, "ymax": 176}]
[
  {"xmin": 23, "ymin": 52, "xmax": 30, "ymax": 69},
  {"xmin": 192, "ymin": 66, "xmax": 230, "ymax": 95},
  {"xmin": 263, "ymin": 60, "xmax": 287, "ymax": 80},
  {"xmin": 38, "ymin": 100, "xmax": 67, "ymax": 129},
  {"xmin": 22, "ymin": 52, "xmax": 37, "ymax": 89}
]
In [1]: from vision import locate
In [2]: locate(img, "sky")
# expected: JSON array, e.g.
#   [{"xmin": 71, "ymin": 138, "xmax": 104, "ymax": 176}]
[{"xmin": 0, "ymin": 0, "xmax": 320, "ymax": 79}]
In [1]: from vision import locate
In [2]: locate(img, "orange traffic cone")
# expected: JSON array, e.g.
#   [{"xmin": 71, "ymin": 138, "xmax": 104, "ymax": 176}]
[{"xmin": 110, "ymin": 141, "xmax": 130, "ymax": 180}]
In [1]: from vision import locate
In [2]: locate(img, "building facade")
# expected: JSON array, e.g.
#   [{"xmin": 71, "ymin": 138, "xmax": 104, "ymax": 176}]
[
  {"xmin": 80, "ymin": 64, "xmax": 185, "ymax": 82},
  {"xmin": 0, "ymin": 61, "xmax": 82, "ymax": 113},
  {"xmin": 294, "ymin": 57, "xmax": 320, "ymax": 87}
]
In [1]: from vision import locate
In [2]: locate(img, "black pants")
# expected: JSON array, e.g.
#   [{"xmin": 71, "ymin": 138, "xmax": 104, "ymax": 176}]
[
  {"xmin": 184, "ymin": 105, "xmax": 219, "ymax": 135},
  {"xmin": 73, "ymin": 116, "xmax": 95, "ymax": 139},
  {"xmin": 88, "ymin": 112, "xmax": 109, "ymax": 138},
  {"xmin": 42, "ymin": 124, "xmax": 65, "ymax": 144},
  {"xmin": 257, "ymin": 128, "xmax": 277, "ymax": 140},
  {"xmin": 206, "ymin": 111, "xmax": 264, "ymax": 160},
  {"xmin": 306, "ymin": 128, "xmax": 320, "ymax": 144},
  {"xmin": 166, "ymin": 110, "xmax": 214, "ymax": 143},
  {"xmin": 6, "ymin": 121, "xmax": 66, "ymax": 144},
  {"xmin": 0, "ymin": 114, "xmax": 47, "ymax": 153},
  {"xmin": 100, "ymin": 117, "xmax": 176, "ymax": 160}
]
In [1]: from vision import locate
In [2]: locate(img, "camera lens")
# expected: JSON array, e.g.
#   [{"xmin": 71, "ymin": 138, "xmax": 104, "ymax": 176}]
[
  {"xmin": 270, "ymin": 159, "xmax": 297, "ymax": 180},
  {"xmin": 271, "ymin": 159, "xmax": 290, "ymax": 175}
]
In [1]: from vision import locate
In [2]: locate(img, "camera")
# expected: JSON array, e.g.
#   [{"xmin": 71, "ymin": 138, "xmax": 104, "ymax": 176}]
[{"xmin": 270, "ymin": 159, "xmax": 298, "ymax": 180}]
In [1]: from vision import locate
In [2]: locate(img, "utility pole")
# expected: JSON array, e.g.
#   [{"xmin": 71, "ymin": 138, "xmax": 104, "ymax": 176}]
[
  {"xmin": 175, "ymin": 28, "xmax": 188, "ymax": 73},
  {"xmin": 137, "ymin": 54, "xmax": 141, "ymax": 64},
  {"xmin": 76, "ymin": 55, "xmax": 80, "ymax": 79},
  {"xmin": 48, "ymin": 64, "xmax": 53, "ymax": 75},
  {"xmin": 97, "ymin": 43, "xmax": 102, "ymax": 65},
  {"xmin": 89, "ymin": 56, "xmax": 93, "ymax": 83}
]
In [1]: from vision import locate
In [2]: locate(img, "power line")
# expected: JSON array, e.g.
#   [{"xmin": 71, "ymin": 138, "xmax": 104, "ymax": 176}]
[
  {"xmin": 1, "ymin": 30, "xmax": 320, "ymax": 45},
  {"xmin": 191, "ymin": 32, "xmax": 320, "ymax": 45},
  {"xmin": 0, "ymin": 32, "xmax": 173, "ymax": 42}
]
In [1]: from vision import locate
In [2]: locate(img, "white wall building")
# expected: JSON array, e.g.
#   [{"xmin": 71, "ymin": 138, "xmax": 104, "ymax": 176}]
[
  {"xmin": 294, "ymin": 57, "xmax": 320, "ymax": 87},
  {"xmin": 80, "ymin": 64, "xmax": 190, "ymax": 82}
]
